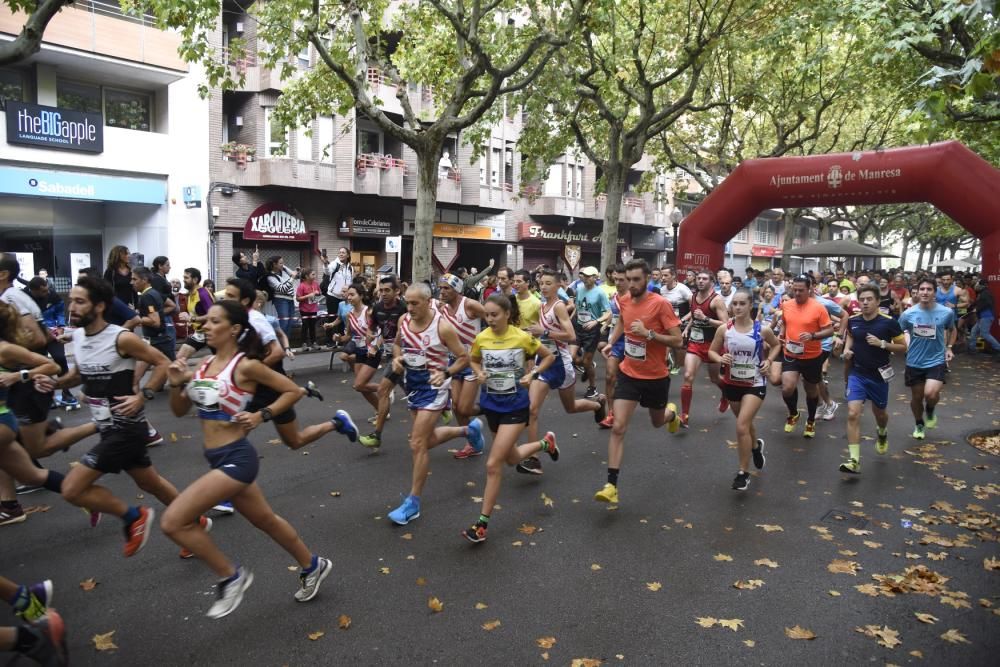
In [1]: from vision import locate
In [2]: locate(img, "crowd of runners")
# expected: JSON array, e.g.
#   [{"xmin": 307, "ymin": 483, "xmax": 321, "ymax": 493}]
[{"xmin": 0, "ymin": 246, "xmax": 995, "ymax": 664}]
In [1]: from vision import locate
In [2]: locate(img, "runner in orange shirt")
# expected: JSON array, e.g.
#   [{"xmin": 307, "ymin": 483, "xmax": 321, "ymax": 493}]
[
  {"xmin": 775, "ymin": 275, "xmax": 833, "ymax": 438},
  {"xmin": 595, "ymin": 259, "xmax": 683, "ymax": 504}
]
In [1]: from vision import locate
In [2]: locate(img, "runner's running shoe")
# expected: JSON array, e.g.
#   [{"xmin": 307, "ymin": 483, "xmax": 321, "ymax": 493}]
[
  {"xmin": 305, "ymin": 381, "xmax": 324, "ymax": 401},
  {"xmin": 839, "ymin": 458, "xmax": 861, "ymax": 474},
  {"xmin": 584, "ymin": 386, "xmax": 599, "ymax": 400},
  {"xmin": 542, "ymin": 432, "xmax": 559, "ymax": 461},
  {"xmin": 667, "ymin": 403, "xmax": 681, "ymax": 433},
  {"xmin": 333, "ymin": 410, "xmax": 358, "ymax": 443},
  {"xmin": 453, "ymin": 443, "xmax": 482, "ymax": 459},
  {"xmin": 463, "ymin": 523, "xmax": 488, "ymax": 544},
  {"xmin": 359, "ymin": 432, "xmax": 382, "ymax": 449},
  {"xmin": 212, "ymin": 501, "xmax": 235, "ymax": 515},
  {"xmin": 784, "ymin": 414, "xmax": 800, "ymax": 433},
  {"xmin": 145, "ymin": 429, "xmax": 164, "ymax": 448},
  {"xmin": 465, "ymin": 418, "xmax": 486, "ymax": 454},
  {"xmin": 823, "ymin": 401, "xmax": 840, "ymax": 421},
  {"xmin": 732, "ymin": 472, "xmax": 751, "ymax": 491},
  {"xmin": 179, "ymin": 516, "xmax": 213, "ymax": 559},
  {"xmin": 803, "ymin": 420, "xmax": 817, "ymax": 438},
  {"xmin": 679, "ymin": 413, "xmax": 690, "ymax": 429},
  {"xmin": 295, "ymin": 557, "xmax": 332, "ymax": 602},
  {"xmin": 441, "ymin": 409, "xmax": 453, "ymax": 425},
  {"xmin": 388, "ymin": 495, "xmax": 421, "ymax": 525},
  {"xmin": 925, "ymin": 413, "xmax": 938, "ymax": 429},
  {"xmin": 207, "ymin": 567, "xmax": 253, "ymax": 619},
  {"xmin": 123, "ymin": 507, "xmax": 155, "ymax": 557},
  {"xmin": 875, "ymin": 432, "xmax": 889, "ymax": 455},
  {"xmin": 752, "ymin": 438, "xmax": 766, "ymax": 470},
  {"xmin": 594, "ymin": 483, "xmax": 619, "ymax": 504},
  {"xmin": 718, "ymin": 396, "xmax": 730, "ymax": 413},
  {"xmin": 594, "ymin": 395, "xmax": 608, "ymax": 424},
  {"xmin": 16, "ymin": 580, "xmax": 53, "ymax": 622},
  {"xmin": 911, "ymin": 424, "xmax": 926, "ymax": 440},
  {"xmin": 19, "ymin": 610, "xmax": 67, "ymax": 666},
  {"xmin": 1, "ymin": 503, "xmax": 26, "ymax": 526},
  {"xmin": 599, "ymin": 412, "xmax": 614, "ymax": 429},
  {"xmin": 515, "ymin": 457, "xmax": 543, "ymax": 475}
]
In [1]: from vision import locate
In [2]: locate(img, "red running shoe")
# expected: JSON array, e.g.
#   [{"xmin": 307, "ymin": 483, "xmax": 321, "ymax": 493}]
[
  {"xmin": 179, "ymin": 516, "xmax": 213, "ymax": 559},
  {"xmin": 123, "ymin": 507, "xmax": 155, "ymax": 557}
]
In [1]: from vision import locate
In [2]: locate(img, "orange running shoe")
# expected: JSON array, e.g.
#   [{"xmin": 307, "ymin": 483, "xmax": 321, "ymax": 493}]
[
  {"xmin": 123, "ymin": 507, "xmax": 155, "ymax": 557},
  {"xmin": 179, "ymin": 516, "xmax": 213, "ymax": 559}
]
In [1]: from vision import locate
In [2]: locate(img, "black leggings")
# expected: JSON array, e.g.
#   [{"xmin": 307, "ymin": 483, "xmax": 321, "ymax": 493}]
[{"xmin": 301, "ymin": 314, "xmax": 318, "ymax": 345}]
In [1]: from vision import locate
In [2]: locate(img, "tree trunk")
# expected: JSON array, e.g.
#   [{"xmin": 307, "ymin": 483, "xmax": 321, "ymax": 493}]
[
  {"xmin": 600, "ymin": 165, "xmax": 627, "ymax": 271},
  {"xmin": 412, "ymin": 147, "xmax": 443, "ymax": 283},
  {"xmin": 915, "ymin": 242, "xmax": 927, "ymax": 270},
  {"xmin": 780, "ymin": 209, "xmax": 798, "ymax": 272},
  {"xmin": 899, "ymin": 234, "xmax": 910, "ymax": 270}
]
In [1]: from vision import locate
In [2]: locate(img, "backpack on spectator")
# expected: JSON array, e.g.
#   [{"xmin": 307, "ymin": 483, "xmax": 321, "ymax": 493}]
[{"xmin": 257, "ymin": 272, "xmax": 274, "ymax": 301}]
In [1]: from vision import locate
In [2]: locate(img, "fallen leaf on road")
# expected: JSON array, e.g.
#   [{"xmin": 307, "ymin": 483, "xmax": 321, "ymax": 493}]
[
  {"xmin": 379, "ymin": 567, "xmax": 390, "ymax": 575},
  {"xmin": 416, "ymin": 577, "xmax": 427, "ymax": 586},
  {"xmin": 743, "ymin": 640, "xmax": 755, "ymax": 647},
  {"xmin": 570, "ymin": 660, "xmax": 601, "ymax": 667},
  {"xmin": 401, "ymin": 533, "xmax": 412, "ymax": 540},
  {"xmin": 646, "ymin": 582, "xmax": 662, "ymax": 591},
  {"xmin": 828, "ymin": 559, "xmax": 861, "ymax": 575},
  {"xmin": 541, "ymin": 493, "xmax": 554, "ymax": 507},
  {"xmin": 475, "ymin": 602, "xmax": 488, "ymax": 610},
  {"xmin": 718, "ymin": 618, "xmax": 744, "ymax": 631},
  {"xmin": 838, "ymin": 549, "xmax": 858, "ymax": 556},
  {"xmin": 847, "ymin": 528, "xmax": 872, "ymax": 536},
  {"xmin": 511, "ymin": 540, "xmax": 524, "ymax": 547},
  {"xmin": 940, "ymin": 629, "xmax": 971, "ymax": 644},
  {"xmin": 980, "ymin": 598, "xmax": 994, "ymax": 608},
  {"xmin": 169, "ymin": 432, "xmax": 178, "ymax": 442},
  {"xmin": 338, "ymin": 615, "xmax": 351, "ymax": 630},
  {"xmin": 785, "ymin": 625, "xmax": 816, "ymax": 640},
  {"xmin": 428, "ymin": 597, "xmax": 443, "ymax": 613},
  {"xmin": 855, "ymin": 584, "xmax": 880, "ymax": 597},
  {"xmin": 984, "ymin": 557, "xmax": 1000, "ymax": 571},
  {"xmin": 755, "ymin": 524, "xmax": 784, "ymax": 532},
  {"xmin": 536, "ymin": 637, "xmax": 557, "ymax": 649},
  {"xmin": 828, "ymin": 590, "xmax": 841, "ymax": 597},
  {"xmin": 863, "ymin": 540, "xmax": 883, "ymax": 549},
  {"xmin": 591, "ymin": 563, "xmax": 602, "ymax": 571},
  {"xmin": 307, "ymin": 631, "xmax": 324, "ymax": 641},
  {"xmin": 915, "ymin": 613, "xmax": 938, "ymax": 624},
  {"xmin": 23, "ymin": 505, "xmax": 51, "ymax": 515},
  {"xmin": 910, "ymin": 650, "xmax": 923, "ymax": 658},
  {"xmin": 518, "ymin": 524, "xmax": 538, "ymax": 535},
  {"xmin": 287, "ymin": 566, "xmax": 298, "ymax": 571},
  {"xmin": 695, "ymin": 617, "xmax": 718, "ymax": 628},
  {"xmin": 713, "ymin": 553, "xmax": 733, "ymax": 562},
  {"xmin": 754, "ymin": 558, "xmax": 779, "ymax": 569},
  {"xmin": 92, "ymin": 631, "xmax": 117, "ymax": 651},
  {"xmin": 733, "ymin": 580, "xmax": 764, "ymax": 590},
  {"xmin": 482, "ymin": 619, "xmax": 501, "ymax": 631},
  {"xmin": 856, "ymin": 625, "xmax": 901, "ymax": 649},
  {"xmin": 940, "ymin": 595, "xmax": 971, "ymax": 610},
  {"xmin": 79, "ymin": 578, "xmax": 98, "ymax": 591},
  {"xmin": 329, "ymin": 491, "xmax": 341, "ymax": 497}
]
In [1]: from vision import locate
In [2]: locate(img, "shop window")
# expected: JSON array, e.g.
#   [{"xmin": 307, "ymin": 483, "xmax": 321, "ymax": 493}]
[
  {"xmin": 105, "ymin": 88, "xmax": 151, "ymax": 131},
  {"xmin": 57, "ymin": 80, "xmax": 101, "ymax": 114},
  {"xmin": 265, "ymin": 107, "xmax": 288, "ymax": 157},
  {"xmin": 0, "ymin": 69, "xmax": 24, "ymax": 106}
]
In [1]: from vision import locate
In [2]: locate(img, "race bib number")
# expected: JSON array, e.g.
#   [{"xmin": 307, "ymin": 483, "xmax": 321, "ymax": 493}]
[
  {"xmin": 731, "ymin": 363, "xmax": 757, "ymax": 380},
  {"xmin": 878, "ymin": 306, "xmax": 890, "ymax": 315},
  {"xmin": 878, "ymin": 363, "xmax": 895, "ymax": 381},
  {"xmin": 913, "ymin": 323, "xmax": 936, "ymax": 338},
  {"xmin": 625, "ymin": 337, "xmax": 647, "ymax": 360},
  {"xmin": 402, "ymin": 348, "xmax": 427, "ymax": 370},
  {"xmin": 189, "ymin": 379, "xmax": 221, "ymax": 409},
  {"xmin": 540, "ymin": 335, "xmax": 557, "ymax": 353},
  {"xmin": 577, "ymin": 310, "xmax": 593, "ymax": 324},
  {"xmin": 86, "ymin": 397, "xmax": 112, "ymax": 424},
  {"xmin": 352, "ymin": 335, "xmax": 366, "ymax": 347},
  {"xmin": 191, "ymin": 332, "xmax": 206, "ymax": 343},
  {"xmin": 485, "ymin": 371, "xmax": 517, "ymax": 395},
  {"xmin": 785, "ymin": 340, "xmax": 805, "ymax": 355},
  {"xmin": 689, "ymin": 327, "xmax": 705, "ymax": 343}
]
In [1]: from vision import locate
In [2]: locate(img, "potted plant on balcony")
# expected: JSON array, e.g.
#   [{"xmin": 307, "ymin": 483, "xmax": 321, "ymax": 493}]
[
  {"xmin": 220, "ymin": 142, "xmax": 237, "ymax": 160},
  {"xmin": 244, "ymin": 145, "xmax": 257, "ymax": 162},
  {"xmin": 235, "ymin": 143, "xmax": 252, "ymax": 167}
]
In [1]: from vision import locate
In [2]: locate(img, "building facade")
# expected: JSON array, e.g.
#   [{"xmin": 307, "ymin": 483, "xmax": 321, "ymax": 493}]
[{"xmin": 0, "ymin": 1, "xmax": 210, "ymax": 287}]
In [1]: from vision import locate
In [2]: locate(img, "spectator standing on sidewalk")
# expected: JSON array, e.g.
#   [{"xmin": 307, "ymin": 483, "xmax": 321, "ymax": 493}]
[
  {"xmin": 322, "ymin": 248, "xmax": 354, "ymax": 341},
  {"xmin": 296, "ymin": 269, "xmax": 322, "ymax": 351}
]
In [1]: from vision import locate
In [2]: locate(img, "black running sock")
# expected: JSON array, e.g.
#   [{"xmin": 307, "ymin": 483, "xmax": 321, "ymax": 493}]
[
  {"xmin": 925, "ymin": 403, "xmax": 935, "ymax": 418},
  {"xmin": 783, "ymin": 389, "xmax": 799, "ymax": 416},
  {"xmin": 14, "ymin": 625, "xmax": 39, "ymax": 654},
  {"xmin": 607, "ymin": 468, "xmax": 619, "ymax": 486},
  {"xmin": 1, "ymin": 500, "xmax": 18, "ymax": 510},
  {"xmin": 806, "ymin": 396, "xmax": 819, "ymax": 422},
  {"xmin": 43, "ymin": 470, "xmax": 64, "ymax": 493},
  {"xmin": 916, "ymin": 419, "xmax": 925, "ymax": 427}
]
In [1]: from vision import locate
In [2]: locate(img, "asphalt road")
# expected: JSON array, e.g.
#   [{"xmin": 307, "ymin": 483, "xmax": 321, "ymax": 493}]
[{"xmin": 2, "ymin": 349, "xmax": 998, "ymax": 666}]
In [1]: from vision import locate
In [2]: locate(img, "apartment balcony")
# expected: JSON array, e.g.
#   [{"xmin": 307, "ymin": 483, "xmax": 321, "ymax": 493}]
[
  {"xmin": 478, "ymin": 182, "xmax": 516, "ymax": 210},
  {"xmin": 525, "ymin": 191, "xmax": 587, "ymax": 218},
  {"xmin": 595, "ymin": 194, "xmax": 646, "ymax": 225},
  {"xmin": 354, "ymin": 153, "xmax": 405, "ymax": 198},
  {"xmin": 216, "ymin": 150, "xmax": 336, "ymax": 190},
  {"xmin": 0, "ymin": 1, "xmax": 186, "ymax": 72},
  {"xmin": 224, "ymin": 51, "xmax": 287, "ymax": 93},
  {"xmin": 437, "ymin": 169, "xmax": 463, "ymax": 204}
]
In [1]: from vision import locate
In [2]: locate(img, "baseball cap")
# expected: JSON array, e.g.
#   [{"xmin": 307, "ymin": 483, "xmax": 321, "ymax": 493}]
[
  {"xmin": 579, "ymin": 266, "xmax": 600, "ymax": 277},
  {"xmin": 439, "ymin": 273, "xmax": 463, "ymax": 292}
]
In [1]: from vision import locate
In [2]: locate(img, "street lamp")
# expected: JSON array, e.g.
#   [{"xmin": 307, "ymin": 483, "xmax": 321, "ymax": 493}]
[
  {"xmin": 207, "ymin": 181, "xmax": 241, "ymax": 284},
  {"xmin": 669, "ymin": 207, "xmax": 683, "ymax": 265}
]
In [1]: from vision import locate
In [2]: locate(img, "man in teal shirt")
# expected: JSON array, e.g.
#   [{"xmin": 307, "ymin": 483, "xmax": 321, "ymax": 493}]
[{"xmin": 573, "ymin": 266, "xmax": 612, "ymax": 399}]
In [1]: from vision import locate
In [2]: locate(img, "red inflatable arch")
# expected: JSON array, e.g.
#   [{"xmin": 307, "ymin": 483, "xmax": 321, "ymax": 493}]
[{"xmin": 676, "ymin": 140, "xmax": 1000, "ymax": 338}]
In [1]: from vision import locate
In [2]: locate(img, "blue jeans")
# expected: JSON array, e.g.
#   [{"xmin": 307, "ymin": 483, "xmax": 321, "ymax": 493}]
[
  {"xmin": 969, "ymin": 313, "xmax": 1000, "ymax": 352},
  {"xmin": 273, "ymin": 298, "xmax": 295, "ymax": 335}
]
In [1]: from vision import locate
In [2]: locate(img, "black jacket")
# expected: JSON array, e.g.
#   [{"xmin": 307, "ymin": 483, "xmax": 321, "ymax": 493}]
[{"xmin": 235, "ymin": 261, "xmax": 265, "ymax": 285}]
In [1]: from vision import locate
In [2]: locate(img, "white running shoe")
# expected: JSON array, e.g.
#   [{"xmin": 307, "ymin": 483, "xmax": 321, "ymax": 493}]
[
  {"xmin": 823, "ymin": 401, "xmax": 840, "ymax": 421},
  {"xmin": 207, "ymin": 567, "xmax": 253, "ymax": 619},
  {"xmin": 295, "ymin": 557, "xmax": 332, "ymax": 602}
]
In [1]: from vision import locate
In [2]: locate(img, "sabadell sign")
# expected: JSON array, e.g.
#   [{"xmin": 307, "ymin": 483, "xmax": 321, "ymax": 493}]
[{"xmin": 243, "ymin": 203, "xmax": 310, "ymax": 242}]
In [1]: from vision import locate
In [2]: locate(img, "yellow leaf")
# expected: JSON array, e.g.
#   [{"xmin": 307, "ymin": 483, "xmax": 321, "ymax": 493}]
[
  {"xmin": 481, "ymin": 619, "xmax": 501, "ymax": 631},
  {"xmin": 92, "ymin": 631, "xmax": 118, "ymax": 651},
  {"xmin": 743, "ymin": 640, "xmax": 755, "ymax": 647},
  {"xmin": 754, "ymin": 558, "xmax": 779, "ymax": 568},
  {"xmin": 79, "ymin": 578, "xmax": 98, "ymax": 591},
  {"xmin": 979, "ymin": 598, "xmax": 994, "ymax": 608},
  {"xmin": 570, "ymin": 660, "xmax": 602, "ymax": 667},
  {"xmin": 847, "ymin": 528, "xmax": 873, "ymax": 536},
  {"xmin": 940, "ymin": 595, "xmax": 971, "ymax": 610},
  {"xmin": 307, "ymin": 630, "xmax": 325, "ymax": 641},
  {"xmin": 910, "ymin": 650, "xmax": 924, "ymax": 658},
  {"xmin": 827, "ymin": 559, "xmax": 860, "ymax": 575},
  {"xmin": 695, "ymin": 617, "xmax": 718, "ymax": 628},
  {"xmin": 536, "ymin": 636, "xmax": 557, "ymax": 649},
  {"xmin": 915, "ymin": 612, "xmax": 938, "ymax": 624},
  {"xmin": 416, "ymin": 577, "xmax": 427, "ymax": 586},
  {"xmin": 541, "ymin": 652, "xmax": 549, "ymax": 661},
  {"xmin": 855, "ymin": 583, "xmax": 880, "ymax": 597},
  {"xmin": 984, "ymin": 556, "xmax": 1000, "ymax": 571},
  {"xmin": 518, "ymin": 523, "xmax": 538, "ymax": 535},
  {"xmin": 828, "ymin": 590, "xmax": 841, "ymax": 597},
  {"xmin": 169, "ymin": 432, "xmax": 178, "ymax": 442},
  {"xmin": 646, "ymin": 581, "xmax": 662, "ymax": 591},
  {"xmin": 785, "ymin": 625, "xmax": 816, "ymax": 640},
  {"xmin": 713, "ymin": 553, "xmax": 734, "ymax": 562},
  {"xmin": 541, "ymin": 493, "xmax": 554, "ymax": 507},
  {"xmin": 733, "ymin": 579, "xmax": 765, "ymax": 590},
  {"xmin": 428, "ymin": 597, "xmax": 443, "ymax": 613},
  {"xmin": 590, "ymin": 563, "xmax": 602, "ymax": 571},
  {"xmin": 329, "ymin": 491, "xmax": 341, "ymax": 497},
  {"xmin": 338, "ymin": 614, "xmax": 351, "ymax": 630},
  {"xmin": 475, "ymin": 602, "xmax": 488, "ymax": 610},
  {"xmin": 838, "ymin": 549, "xmax": 858, "ymax": 556},
  {"xmin": 755, "ymin": 524, "xmax": 784, "ymax": 532},
  {"xmin": 718, "ymin": 618, "xmax": 744, "ymax": 632},
  {"xmin": 863, "ymin": 540, "xmax": 883, "ymax": 549},
  {"xmin": 401, "ymin": 533, "xmax": 413, "ymax": 540},
  {"xmin": 940, "ymin": 629, "xmax": 971, "ymax": 645}
]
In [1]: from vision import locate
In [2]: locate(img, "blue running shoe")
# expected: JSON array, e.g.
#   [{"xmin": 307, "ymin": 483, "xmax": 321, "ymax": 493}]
[
  {"xmin": 466, "ymin": 418, "xmax": 485, "ymax": 454},
  {"xmin": 333, "ymin": 410, "xmax": 358, "ymax": 443},
  {"xmin": 388, "ymin": 495, "xmax": 420, "ymax": 525}
]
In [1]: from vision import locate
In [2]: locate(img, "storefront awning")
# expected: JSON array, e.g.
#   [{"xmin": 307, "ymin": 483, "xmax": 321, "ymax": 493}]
[{"xmin": 0, "ymin": 165, "xmax": 166, "ymax": 205}]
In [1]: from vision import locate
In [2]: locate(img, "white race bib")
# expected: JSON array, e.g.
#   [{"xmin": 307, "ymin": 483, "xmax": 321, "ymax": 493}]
[
  {"xmin": 689, "ymin": 327, "xmax": 705, "ymax": 343},
  {"xmin": 403, "ymin": 348, "xmax": 427, "ymax": 370},
  {"xmin": 191, "ymin": 332, "xmax": 206, "ymax": 343},
  {"xmin": 577, "ymin": 310, "xmax": 593, "ymax": 323},
  {"xmin": 731, "ymin": 363, "xmax": 757, "ymax": 380},
  {"xmin": 86, "ymin": 397, "xmax": 112, "ymax": 424},
  {"xmin": 189, "ymin": 379, "xmax": 221, "ymax": 409},
  {"xmin": 913, "ymin": 323, "xmax": 936, "ymax": 338},
  {"xmin": 625, "ymin": 337, "xmax": 647, "ymax": 360},
  {"xmin": 485, "ymin": 371, "xmax": 517, "ymax": 395},
  {"xmin": 878, "ymin": 363, "xmax": 895, "ymax": 381},
  {"xmin": 785, "ymin": 340, "xmax": 805, "ymax": 355},
  {"xmin": 879, "ymin": 306, "xmax": 890, "ymax": 315}
]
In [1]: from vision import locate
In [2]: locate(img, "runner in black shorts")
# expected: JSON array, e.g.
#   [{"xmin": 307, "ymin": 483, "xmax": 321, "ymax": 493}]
[
  {"xmin": 462, "ymin": 294, "xmax": 559, "ymax": 544},
  {"xmin": 359, "ymin": 276, "xmax": 407, "ymax": 450}
]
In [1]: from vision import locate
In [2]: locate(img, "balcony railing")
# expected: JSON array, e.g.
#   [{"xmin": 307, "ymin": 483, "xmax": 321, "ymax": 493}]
[
  {"xmin": 222, "ymin": 48, "xmax": 257, "ymax": 75},
  {"xmin": 356, "ymin": 153, "xmax": 407, "ymax": 173}
]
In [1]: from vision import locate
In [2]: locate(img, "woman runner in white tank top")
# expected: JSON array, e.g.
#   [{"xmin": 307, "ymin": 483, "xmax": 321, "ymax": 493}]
[
  {"xmin": 336, "ymin": 285, "xmax": 381, "ymax": 412},
  {"xmin": 708, "ymin": 288, "xmax": 782, "ymax": 492}
]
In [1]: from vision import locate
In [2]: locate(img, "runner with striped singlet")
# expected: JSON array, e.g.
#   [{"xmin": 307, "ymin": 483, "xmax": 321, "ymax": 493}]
[
  {"xmin": 598, "ymin": 265, "xmax": 628, "ymax": 429},
  {"xmin": 385, "ymin": 283, "xmax": 482, "ymax": 527},
  {"xmin": 679, "ymin": 271, "xmax": 731, "ymax": 427},
  {"xmin": 337, "ymin": 284, "xmax": 382, "ymax": 413},
  {"xmin": 437, "ymin": 274, "xmax": 487, "ymax": 459},
  {"xmin": 708, "ymin": 289, "xmax": 781, "ymax": 491},
  {"xmin": 162, "ymin": 301, "xmax": 331, "ymax": 619},
  {"xmin": 520, "ymin": 270, "xmax": 607, "ymax": 476}
]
